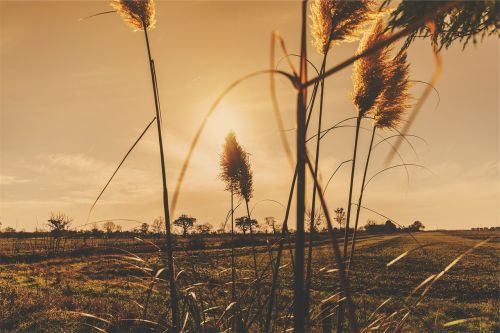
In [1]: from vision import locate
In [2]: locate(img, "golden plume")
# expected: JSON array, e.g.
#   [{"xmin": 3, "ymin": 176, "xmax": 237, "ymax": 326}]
[
  {"xmin": 374, "ymin": 52, "xmax": 411, "ymax": 129},
  {"xmin": 310, "ymin": 0, "xmax": 376, "ymax": 54},
  {"xmin": 111, "ymin": 0, "xmax": 156, "ymax": 31},
  {"xmin": 352, "ymin": 18, "xmax": 391, "ymax": 116}
]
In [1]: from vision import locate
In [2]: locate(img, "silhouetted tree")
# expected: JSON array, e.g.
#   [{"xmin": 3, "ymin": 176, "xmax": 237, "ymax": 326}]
[
  {"xmin": 196, "ymin": 223, "xmax": 212, "ymax": 235},
  {"xmin": 173, "ymin": 214, "xmax": 196, "ymax": 236},
  {"xmin": 306, "ymin": 209, "xmax": 323, "ymax": 232},
  {"xmin": 47, "ymin": 212, "xmax": 72, "ymax": 236},
  {"xmin": 334, "ymin": 207, "xmax": 346, "ymax": 229},
  {"xmin": 3, "ymin": 227, "xmax": 16, "ymax": 233},
  {"xmin": 385, "ymin": 220, "xmax": 398, "ymax": 233},
  {"xmin": 140, "ymin": 222, "xmax": 150, "ymax": 235},
  {"xmin": 235, "ymin": 216, "xmax": 258, "ymax": 235},
  {"xmin": 265, "ymin": 216, "xmax": 279, "ymax": 234},
  {"xmin": 151, "ymin": 217, "xmax": 165, "ymax": 234},
  {"xmin": 103, "ymin": 221, "xmax": 116, "ymax": 235},
  {"xmin": 408, "ymin": 220, "xmax": 425, "ymax": 232}
]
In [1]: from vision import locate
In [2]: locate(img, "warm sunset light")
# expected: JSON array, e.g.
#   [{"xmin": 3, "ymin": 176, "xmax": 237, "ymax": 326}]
[{"xmin": 0, "ymin": 1, "xmax": 498, "ymax": 332}]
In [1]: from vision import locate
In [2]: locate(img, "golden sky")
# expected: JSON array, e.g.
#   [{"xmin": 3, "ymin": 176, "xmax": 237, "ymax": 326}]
[{"xmin": 0, "ymin": 1, "xmax": 498, "ymax": 232}]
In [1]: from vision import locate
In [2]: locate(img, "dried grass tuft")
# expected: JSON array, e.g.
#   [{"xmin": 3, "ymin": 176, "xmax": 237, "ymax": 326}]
[
  {"xmin": 111, "ymin": 0, "xmax": 155, "ymax": 31},
  {"xmin": 310, "ymin": 0, "xmax": 376, "ymax": 54},
  {"xmin": 352, "ymin": 18, "xmax": 391, "ymax": 116},
  {"xmin": 374, "ymin": 52, "xmax": 411, "ymax": 129}
]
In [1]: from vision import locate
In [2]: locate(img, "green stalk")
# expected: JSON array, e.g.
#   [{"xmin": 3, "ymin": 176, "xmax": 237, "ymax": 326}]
[
  {"xmin": 142, "ymin": 26, "xmax": 179, "ymax": 332},
  {"xmin": 348, "ymin": 125, "xmax": 376, "ymax": 274}
]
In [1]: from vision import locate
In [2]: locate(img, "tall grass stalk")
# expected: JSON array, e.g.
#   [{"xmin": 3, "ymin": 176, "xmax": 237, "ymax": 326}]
[
  {"xmin": 110, "ymin": 1, "xmax": 178, "ymax": 328},
  {"xmin": 265, "ymin": 44, "xmax": 330, "ymax": 333},
  {"xmin": 346, "ymin": 125, "xmax": 376, "ymax": 274},
  {"xmin": 349, "ymin": 50, "xmax": 412, "ymax": 274},
  {"xmin": 305, "ymin": 53, "xmax": 328, "ymax": 322},
  {"xmin": 230, "ymin": 187, "xmax": 236, "ymax": 323},
  {"xmin": 305, "ymin": 154, "xmax": 359, "ymax": 333},
  {"xmin": 141, "ymin": 23, "xmax": 179, "ymax": 332},
  {"xmin": 338, "ymin": 18, "xmax": 390, "ymax": 333},
  {"xmin": 293, "ymin": 1, "xmax": 308, "ymax": 331}
]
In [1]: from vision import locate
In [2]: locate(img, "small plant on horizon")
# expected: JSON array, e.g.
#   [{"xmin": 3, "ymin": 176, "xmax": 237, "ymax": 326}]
[{"xmin": 173, "ymin": 214, "xmax": 197, "ymax": 237}]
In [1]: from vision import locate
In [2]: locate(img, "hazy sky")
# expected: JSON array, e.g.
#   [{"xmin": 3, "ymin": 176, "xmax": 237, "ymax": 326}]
[{"xmin": 1, "ymin": 1, "xmax": 498, "ymax": 232}]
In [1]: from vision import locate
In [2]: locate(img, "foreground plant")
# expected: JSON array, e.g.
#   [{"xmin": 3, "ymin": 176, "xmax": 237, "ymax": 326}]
[
  {"xmin": 306, "ymin": 1, "xmax": 376, "ymax": 321},
  {"xmin": 349, "ymin": 51, "xmax": 412, "ymax": 273},
  {"xmin": 110, "ymin": 0, "xmax": 179, "ymax": 330},
  {"xmin": 218, "ymin": 131, "xmax": 250, "ymax": 331}
]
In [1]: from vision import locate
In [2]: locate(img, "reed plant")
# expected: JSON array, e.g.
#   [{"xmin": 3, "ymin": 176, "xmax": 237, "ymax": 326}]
[
  {"xmin": 306, "ymin": 1, "xmax": 376, "ymax": 323},
  {"xmin": 348, "ymin": 51, "xmax": 411, "ymax": 275},
  {"xmin": 110, "ymin": 0, "xmax": 178, "ymax": 330}
]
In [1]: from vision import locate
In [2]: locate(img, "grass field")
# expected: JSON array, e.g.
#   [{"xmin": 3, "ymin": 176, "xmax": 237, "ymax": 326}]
[{"xmin": 0, "ymin": 231, "xmax": 497, "ymax": 332}]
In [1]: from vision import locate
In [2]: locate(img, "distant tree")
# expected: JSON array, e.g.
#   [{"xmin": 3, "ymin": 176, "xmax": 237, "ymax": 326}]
[
  {"xmin": 265, "ymin": 216, "xmax": 279, "ymax": 234},
  {"xmin": 151, "ymin": 217, "xmax": 165, "ymax": 235},
  {"xmin": 115, "ymin": 225, "xmax": 123, "ymax": 233},
  {"xmin": 173, "ymin": 214, "xmax": 197, "ymax": 236},
  {"xmin": 364, "ymin": 219, "xmax": 387, "ymax": 234},
  {"xmin": 216, "ymin": 222, "xmax": 225, "ymax": 234},
  {"xmin": 91, "ymin": 223, "xmax": 101, "ymax": 236},
  {"xmin": 306, "ymin": 209, "xmax": 323, "ymax": 232},
  {"xmin": 235, "ymin": 216, "xmax": 258, "ymax": 235},
  {"xmin": 140, "ymin": 223, "xmax": 150, "ymax": 235},
  {"xmin": 3, "ymin": 227, "xmax": 16, "ymax": 233},
  {"xmin": 102, "ymin": 221, "xmax": 116, "ymax": 235},
  {"xmin": 196, "ymin": 223, "xmax": 212, "ymax": 235},
  {"xmin": 334, "ymin": 207, "xmax": 346, "ymax": 229},
  {"xmin": 408, "ymin": 221, "xmax": 425, "ymax": 232},
  {"xmin": 385, "ymin": 220, "xmax": 398, "ymax": 233},
  {"xmin": 47, "ymin": 212, "xmax": 72, "ymax": 236}
]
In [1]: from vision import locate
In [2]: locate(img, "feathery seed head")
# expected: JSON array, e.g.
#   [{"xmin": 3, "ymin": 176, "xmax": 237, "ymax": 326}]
[
  {"xmin": 219, "ymin": 132, "xmax": 253, "ymax": 201},
  {"xmin": 311, "ymin": 0, "xmax": 377, "ymax": 54},
  {"xmin": 374, "ymin": 52, "xmax": 411, "ymax": 129},
  {"xmin": 352, "ymin": 18, "xmax": 391, "ymax": 116},
  {"xmin": 111, "ymin": 0, "xmax": 156, "ymax": 31}
]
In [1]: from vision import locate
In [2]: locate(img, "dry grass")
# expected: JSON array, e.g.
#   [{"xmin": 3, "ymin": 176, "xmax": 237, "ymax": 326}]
[{"xmin": 1, "ymin": 231, "xmax": 498, "ymax": 332}]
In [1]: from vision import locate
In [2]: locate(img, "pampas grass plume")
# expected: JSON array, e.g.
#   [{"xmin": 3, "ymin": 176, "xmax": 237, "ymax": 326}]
[
  {"xmin": 310, "ymin": 0, "xmax": 376, "ymax": 54},
  {"xmin": 352, "ymin": 18, "xmax": 391, "ymax": 116},
  {"xmin": 111, "ymin": 0, "xmax": 156, "ymax": 31}
]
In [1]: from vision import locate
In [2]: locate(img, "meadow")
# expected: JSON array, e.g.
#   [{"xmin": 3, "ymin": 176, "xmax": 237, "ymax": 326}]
[{"xmin": 0, "ymin": 230, "xmax": 498, "ymax": 332}]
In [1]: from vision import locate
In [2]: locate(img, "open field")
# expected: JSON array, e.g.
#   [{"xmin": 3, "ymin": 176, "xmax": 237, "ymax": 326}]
[{"xmin": 1, "ymin": 231, "xmax": 498, "ymax": 332}]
